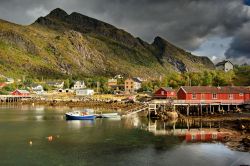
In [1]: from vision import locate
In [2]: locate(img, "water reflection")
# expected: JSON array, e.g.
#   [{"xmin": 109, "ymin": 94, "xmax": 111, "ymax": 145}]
[
  {"xmin": 122, "ymin": 115, "xmax": 231, "ymax": 143},
  {"xmin": 67, "ymin": 120, "xmax": 95, "ymax": 129},
  {"xmin": 0, "ymin": 106, "xmax": 249, "ymax": 166}
]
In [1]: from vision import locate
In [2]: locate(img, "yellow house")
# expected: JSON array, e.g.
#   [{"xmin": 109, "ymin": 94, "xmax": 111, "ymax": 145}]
[{"xmin": 125, "ymin": 77, "xmax": 142, "ymax": 93}]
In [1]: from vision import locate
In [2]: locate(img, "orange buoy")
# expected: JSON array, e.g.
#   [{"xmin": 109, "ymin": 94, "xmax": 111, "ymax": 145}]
[{"xmin": 47, "ymin": 136, "xmax": 53, "ymax": 142}]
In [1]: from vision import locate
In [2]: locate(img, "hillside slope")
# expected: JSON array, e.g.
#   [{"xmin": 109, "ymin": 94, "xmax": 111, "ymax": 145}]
[{"xmin": 0, "ymin": 8, "xmax": 214, "ymax": 79}]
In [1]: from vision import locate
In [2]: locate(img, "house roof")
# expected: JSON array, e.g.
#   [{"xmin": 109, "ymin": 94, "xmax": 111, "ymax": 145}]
[
  {"xmin": 31, "ymin": 84, "xmax": 42, "ymax": 88},
  {"xmin": 15, "ymin": 89, "xmax": 30, "ymax": 94},
  {"xmin": 180, "ymin": 86, "xmax": 250, "ymax": 94},
  {"xmin": 108, "ymin": 79, "xmax": 117, "ymax": 83},
  {"xmin": 0, "ymin": 82, "xmax": 6, "ymax": 87},
  {"xmin": 160, "ymin": 87, "xmax": 175, "ymax": 92},
  {"xmin": 215, "ymin": 60, "xmax": 233, "ymax": 67},
  {"xmin": 132, "ymin": 77, "xmax": 142, "ymax": 83},
  {"xmin": 74, "ymin": 81, "xmax": 85, "ymax": 84}
]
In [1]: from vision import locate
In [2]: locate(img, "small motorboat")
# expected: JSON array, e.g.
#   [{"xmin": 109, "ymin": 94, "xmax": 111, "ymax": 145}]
[
  {"xmin": 101, "ymin": 113, "xmax": 121, "ymax": 119},
  {"xmin": 65, "ymin": 111, "xmax": 96, "ymax": 120}
]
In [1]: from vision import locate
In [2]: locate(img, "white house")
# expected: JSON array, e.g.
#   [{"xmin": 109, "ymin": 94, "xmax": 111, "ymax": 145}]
[
  {"xmin": 215, "ymin": 60, "xmax": 234, "ymax": 72},
  {"xmin": 76, "ymin": 89, "xmax": 94, "ymax": 96},
  {"xmin": 6, "ymin": 77, "xmax": 14, "ymax": 84},
  {"xmin": 31, "ymin": 84, "xmax": 44, "ymax": 94},
  {"xmin": 73, "ymin": 81, "xmax": 86, "ymax": 90}
]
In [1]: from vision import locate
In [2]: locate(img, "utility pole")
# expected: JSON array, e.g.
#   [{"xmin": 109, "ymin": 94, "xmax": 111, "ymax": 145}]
[{"xmin": 96, "ymin": 81, "xmax": 100, "ymax": 94}]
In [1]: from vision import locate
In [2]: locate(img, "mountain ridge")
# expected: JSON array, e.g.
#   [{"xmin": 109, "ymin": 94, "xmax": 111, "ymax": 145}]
[{"xmin": 0, "ymin": 8, "xmax": 215, "ymax": 79}]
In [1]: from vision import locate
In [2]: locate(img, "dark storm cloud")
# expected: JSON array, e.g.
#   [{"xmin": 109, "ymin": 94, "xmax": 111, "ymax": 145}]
[
  {"xmin": 0, "ymin": 0, "xmax": 249, "ymax": 55},
  {"xmin": 225, "ymin": 22, "xmax": 250, "ymax": 60}
]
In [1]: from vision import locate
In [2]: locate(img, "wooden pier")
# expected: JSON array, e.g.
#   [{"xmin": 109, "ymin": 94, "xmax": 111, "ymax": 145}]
[
  {"xmin": 173, "ymin": 99, "xmax": 245, "ymax": 116},
  {"xmin": 0, "ymin": 95, "xmax": 32, "ymax": 103}
]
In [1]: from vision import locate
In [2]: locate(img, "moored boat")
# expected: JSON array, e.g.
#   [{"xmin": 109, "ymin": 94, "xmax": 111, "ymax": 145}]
[
  {"xmin": 101, "ymin": 113, "xmax": 120, "ymax": 118},
  {"xmin": 65, "ymin": 111, "xmax": 96, "ymax": 120}
]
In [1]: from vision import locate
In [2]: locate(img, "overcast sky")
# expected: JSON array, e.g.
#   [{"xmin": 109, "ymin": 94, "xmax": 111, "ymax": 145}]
[{"xmin": 0, "ymin": 0, "xmax": 250, "ymax": 64}]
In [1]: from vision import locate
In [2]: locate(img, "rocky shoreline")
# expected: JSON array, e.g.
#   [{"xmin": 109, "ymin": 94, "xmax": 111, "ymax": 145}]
[{"xmin": 0, "ymin": 99, "xmax": 143, "ymax": 112}]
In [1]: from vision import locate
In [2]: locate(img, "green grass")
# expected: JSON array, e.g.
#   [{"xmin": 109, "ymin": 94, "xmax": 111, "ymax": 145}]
[{"xmin": 0, "ymin": 19, "xmax": 213, "ymax": 80}]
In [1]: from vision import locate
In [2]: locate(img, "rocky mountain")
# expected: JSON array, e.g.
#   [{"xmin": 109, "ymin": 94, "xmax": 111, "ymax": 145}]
[{"xmin": 0, "ymin": 8, "xmax": 214, "ymax": 79}]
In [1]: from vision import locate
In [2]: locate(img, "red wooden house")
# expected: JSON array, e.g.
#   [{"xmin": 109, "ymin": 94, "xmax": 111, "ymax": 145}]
[
  {"xmin": 11, "ymin": 89, "xmax": 30, "ymax": 96},
  {"xmin": 177, "ymin": 86, "xmax": 250, "ymax": 104},
  {"xmin": 154, "ymin": 87, "xmax": 176, "ymax": 99}
]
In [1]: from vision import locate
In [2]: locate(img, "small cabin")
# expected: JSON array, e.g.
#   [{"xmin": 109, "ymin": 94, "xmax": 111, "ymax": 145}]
[
  {"xmin": 154, "ymin": 87, "xmax": 176, "ymax": 99},
  {"xmin": 215, "ymin": 60, "xmax": 234, "ymax": 72}
]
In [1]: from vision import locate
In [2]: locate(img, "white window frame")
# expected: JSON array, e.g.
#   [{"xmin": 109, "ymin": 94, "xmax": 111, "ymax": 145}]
[
  {"xmin": 201, "ymin": 94, "xmax": 205, "ymax": 100},
  {"xmin": 229, "ymin": 94, "xmax": 233, "ymax": 99},
  {"xmin": 239, "ymin": 93, "xmax": 244, "ymax": 96},
  {"xmin": 212, "ymin": 93, "xmax": 217, "ymax": 99},
  {"xmin": 192, "ymin": 93, "xmax": 196, "ymax": 99}
]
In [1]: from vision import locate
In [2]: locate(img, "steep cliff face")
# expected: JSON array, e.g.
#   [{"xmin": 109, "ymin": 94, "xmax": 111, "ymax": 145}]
[
  {"xmin": 152, "ymin": 36, "xmax": 215, "ymax": 72},
  {"xmin": 0, "ymin": 8, "xmax": 215, "ymax": 79}
]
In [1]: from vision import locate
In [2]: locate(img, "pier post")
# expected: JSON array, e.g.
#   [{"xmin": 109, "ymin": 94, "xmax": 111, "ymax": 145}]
[
  {"xmin": 187, "ymin": 105, "xmax": 190, "ymax": 116},
  {"xmin": 197, "ymin": 106, "xmax": 199, "ymax": 116},
  {"xmin": 200, "ymin": 104, "xmax": 202, "ymax": 116},
  {"xmin": 209, "ymin": 104, "xmax": 211, "ymax": 114},
  {"xmin": 228, "ymin": 105, "xmax": 230, "ymax": 113}
]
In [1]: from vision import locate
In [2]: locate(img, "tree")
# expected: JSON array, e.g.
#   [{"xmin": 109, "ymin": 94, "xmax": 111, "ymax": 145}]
[
  {"xmin": 202, "ymin": 71, "xmax": 213, "ymax": 86},
  {"xmin": 190, "ymin": 72, "xmax": 201, "ymax": 86},
  {"xmin": 0, "ymin": 77, "xmax": 6, "ymax": 83},
  {"xmin": 2, "ymin": 84, "xmax": 16, "ymax": 92},
  {"xmin": 64, "ymin": 79, "xmax": 70, "ymax": 89},
  {"xmin": 23, "ymin": 77, "xmax": 33, "ymax": 86}
]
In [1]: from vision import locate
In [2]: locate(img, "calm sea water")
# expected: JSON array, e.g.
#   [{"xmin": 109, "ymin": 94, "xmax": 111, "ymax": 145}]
[{"xmin": 0, "ymin": 105, "xmax": 249, "ymax": 166}]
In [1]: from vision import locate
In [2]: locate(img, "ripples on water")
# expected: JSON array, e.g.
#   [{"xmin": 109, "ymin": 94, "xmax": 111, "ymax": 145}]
[{"xmin": 0, "ymin": 105, "xmax": 249, "ymax": 166}]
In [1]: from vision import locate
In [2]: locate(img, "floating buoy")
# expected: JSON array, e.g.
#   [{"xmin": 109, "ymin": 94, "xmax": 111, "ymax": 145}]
[
  {"xmin": 29, "ymin": 140, "xmax": 33, "ymax": 146},
  {"xmin": 47, "ymin": 136, "xmax": 53, "ymax": 142}
]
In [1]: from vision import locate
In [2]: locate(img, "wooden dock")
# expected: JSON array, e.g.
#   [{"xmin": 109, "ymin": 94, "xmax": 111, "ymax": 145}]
[
  {"xmin": 123, "ymin": 105, "xmax": 149, "ymax": 116},
  {"xmin": 0, "ymin": 95, "xmax": 33, "ymax": 103}
]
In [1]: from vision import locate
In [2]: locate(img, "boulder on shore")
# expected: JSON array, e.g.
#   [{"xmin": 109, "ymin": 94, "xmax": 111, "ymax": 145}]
[{"xmin": 166, "ymin": 111, "xmax": 178, "ymax": 119}]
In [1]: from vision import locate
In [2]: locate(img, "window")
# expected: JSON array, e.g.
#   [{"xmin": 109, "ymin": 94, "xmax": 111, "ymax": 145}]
[
  {"xmin": 201, "ymin": 94, "xmax": 204, "ymax": 100},
  {"xmin": 161, "ymin": 91, "xmax": 165, "ymax": 95},
  {"xmin": 126, "ymin": 86, "xmax": 128, "ymax": 88},
  {"xmin": 131, "ymin": 86, "xmax": 133, "ymax": 89},
  {"xmin": 192, "ymin": 93, "xmax": 196, "ymax": 99},
  {"xmin": 212, "ymin": 93, "xmax": 217, "ymax": 99},
  {"xmin": 229, "ymin": 94, "xmax": 233, "ymax": 99},
  {"xmin": 239, "ymin": 93, "xmax": 244, "ymax": 96}
]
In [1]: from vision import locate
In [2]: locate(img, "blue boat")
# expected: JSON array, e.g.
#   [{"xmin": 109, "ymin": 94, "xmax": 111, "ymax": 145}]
[{"xmin": 65, "ymin": 111, "xmax": 96, "ymax": 120}]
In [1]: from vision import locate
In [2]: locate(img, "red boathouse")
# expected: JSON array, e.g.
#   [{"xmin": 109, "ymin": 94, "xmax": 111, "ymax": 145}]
[
  {"xmin": 154, "ymin": 87, "xmax": 176, "ymax": 99},
  {"xmin": 11, "ymin": 89, "xmax": 30, "ymax": 96},
  {"xmin": 177, "ymin": 86, "xmax": 250, "ymax": 104},
  {"xmin": 174, "ymin": 86, "xmax": 250, "ymax": 116}
]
